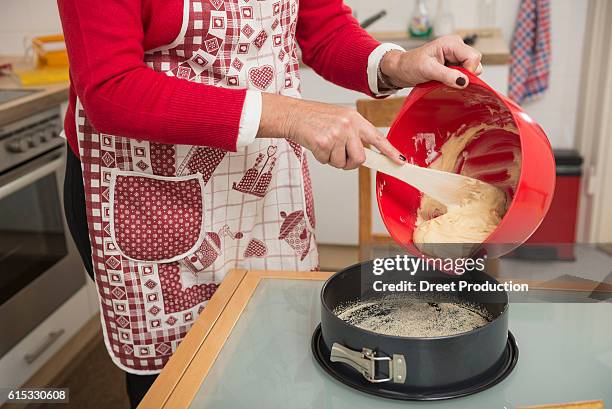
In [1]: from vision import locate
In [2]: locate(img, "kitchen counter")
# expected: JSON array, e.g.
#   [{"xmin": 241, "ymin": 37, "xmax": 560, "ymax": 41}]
[
  {"xmin": 0, "ymin": 55, "xmax": 69, "ymax": 127},
  {"xmin": 372, "ymin": 29, "xmax": 511, "ymax": 65},
  {"xmin": 141, "ymin": 269, "xmax": 612, "ymax": 409},
  {"xmin": 300, "ymin": 29, "xmax": 510, "ymax": 70}
]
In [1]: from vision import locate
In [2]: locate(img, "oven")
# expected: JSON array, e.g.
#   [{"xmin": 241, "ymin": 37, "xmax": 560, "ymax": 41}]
[{"xmin": 0, "ymin": 107, "xmax": 85, "ymax": 358}]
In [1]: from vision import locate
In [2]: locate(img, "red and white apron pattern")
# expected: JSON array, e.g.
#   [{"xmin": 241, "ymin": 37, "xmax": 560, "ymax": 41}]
[{"xmin": 76, "ymin": 0, "xmax": 317, "ymax": 374}]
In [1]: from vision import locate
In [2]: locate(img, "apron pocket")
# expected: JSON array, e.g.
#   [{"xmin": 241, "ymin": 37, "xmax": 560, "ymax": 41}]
[{"xmin": 109, "ymin": 169, "xmax": 206, "ymax": 263}]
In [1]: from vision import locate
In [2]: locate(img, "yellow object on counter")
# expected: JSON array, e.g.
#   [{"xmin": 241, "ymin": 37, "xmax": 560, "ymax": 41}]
[
  {"xmin": 33, "ymin": 34, "xmax": 68, "ymax": 68},
  {"xmin": 13, "ymin": 67, "xmax": 69, "ymax": 86}
]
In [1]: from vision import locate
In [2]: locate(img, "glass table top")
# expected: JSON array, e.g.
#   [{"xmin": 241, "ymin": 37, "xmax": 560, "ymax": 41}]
[{"xmin": 190, "ymin": 279, "xmax": 612, "ymax": 408}]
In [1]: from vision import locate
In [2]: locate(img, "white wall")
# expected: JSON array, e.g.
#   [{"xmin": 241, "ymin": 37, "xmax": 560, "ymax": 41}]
[{"xmin": 0, "ymin": 0, "xmax": 63, "ymax": 55}]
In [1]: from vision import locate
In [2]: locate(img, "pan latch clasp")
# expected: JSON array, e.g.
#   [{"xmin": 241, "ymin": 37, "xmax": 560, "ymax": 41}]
[{"xmin": 330, "ymin": 343, "xmax": 406, "ymax": 384}]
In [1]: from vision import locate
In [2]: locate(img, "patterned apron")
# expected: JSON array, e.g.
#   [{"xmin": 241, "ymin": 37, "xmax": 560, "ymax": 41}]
[{"xmin": 75, "ymin": 0, "xmax": 318, "ymax": 373}]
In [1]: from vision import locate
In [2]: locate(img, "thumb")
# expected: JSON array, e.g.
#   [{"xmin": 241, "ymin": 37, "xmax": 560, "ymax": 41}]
[{"xmin": 426, "ymin": 61, "xmax": 469, "ymax": 89}]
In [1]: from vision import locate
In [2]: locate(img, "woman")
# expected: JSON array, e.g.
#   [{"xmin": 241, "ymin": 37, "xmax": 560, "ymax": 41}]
[{"xmin": 58, "ymin": 0, "xmax": 482, "ymax": 406}]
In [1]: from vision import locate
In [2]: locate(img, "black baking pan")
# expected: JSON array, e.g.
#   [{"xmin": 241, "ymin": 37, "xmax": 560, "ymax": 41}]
[{"xmin": 313, "ymin": 259, "xmax": 518, "ymax": 399}]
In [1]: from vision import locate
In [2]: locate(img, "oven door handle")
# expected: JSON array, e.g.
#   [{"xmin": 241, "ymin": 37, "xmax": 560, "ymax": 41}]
[
  {"xmin": 23, "ymin": 329, "xmax": 65, "ymax": 365},
  {"xmin": 0, "ymin": 153, "xmax": 64, "ymax": 200}
]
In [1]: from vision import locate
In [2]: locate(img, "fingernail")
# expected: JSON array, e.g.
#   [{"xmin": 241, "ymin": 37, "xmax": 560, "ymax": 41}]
[
  {"xmin": 456, "ymin": 77, "xmax": 467, "ymax": 87},
  {"xmin": 399, "ymin": 154, "xmax": 406, "ymax": 161}
]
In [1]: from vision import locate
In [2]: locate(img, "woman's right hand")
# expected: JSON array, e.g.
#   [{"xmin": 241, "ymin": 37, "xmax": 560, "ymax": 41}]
[{"xmin": 258, "ymin": 93, "xmax": 405, "ymax": 170}]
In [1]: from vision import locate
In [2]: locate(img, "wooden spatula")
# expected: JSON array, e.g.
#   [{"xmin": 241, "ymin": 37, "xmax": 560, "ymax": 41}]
[{"xmin": 362, "ymin": 148, "xmax": 484, "ymax": 207}]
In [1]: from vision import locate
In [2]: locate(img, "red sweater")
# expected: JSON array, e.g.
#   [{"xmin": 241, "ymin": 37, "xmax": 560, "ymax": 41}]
[{"xmin": 57, "ymin": 0, "xmax": 381, "ymax": 156}]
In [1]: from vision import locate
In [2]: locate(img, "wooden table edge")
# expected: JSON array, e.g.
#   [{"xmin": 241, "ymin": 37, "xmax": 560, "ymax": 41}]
[
  {"xmin": 138, "ymin": 268, "xmax": 248, "ymax": 409},
  {"xmin": 153, "ymin": 270, "xmax": 333, "ymax": 409},
  {"xmin": 516, "ymin": 400, "xmax": 605, "ymax": 409}
]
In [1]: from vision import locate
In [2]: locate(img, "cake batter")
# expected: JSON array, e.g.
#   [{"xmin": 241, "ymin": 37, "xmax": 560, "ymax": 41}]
[{"xmin": 413, "ymin": 123, "xmax": 519, "ymax": 257}]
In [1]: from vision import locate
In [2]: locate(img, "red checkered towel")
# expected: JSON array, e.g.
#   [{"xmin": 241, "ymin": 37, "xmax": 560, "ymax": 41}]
[{"xmin": 508, "ymin": 0, "xmax": 551, "ymax": 104}]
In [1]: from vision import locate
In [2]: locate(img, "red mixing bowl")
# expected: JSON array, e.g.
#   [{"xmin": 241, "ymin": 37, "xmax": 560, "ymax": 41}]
[{"xmin": 377, "ymin": 67, "xmax": 556, "ymax": 259}]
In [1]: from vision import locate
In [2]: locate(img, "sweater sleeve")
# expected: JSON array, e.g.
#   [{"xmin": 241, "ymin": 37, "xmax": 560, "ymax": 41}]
[
  {"xmin": 296, "ymin": 0, "xmax": 381, "ymax": 96},
  {"xmin": 57, "ymin": 0, "xmax": 246, "ymax": 151}
]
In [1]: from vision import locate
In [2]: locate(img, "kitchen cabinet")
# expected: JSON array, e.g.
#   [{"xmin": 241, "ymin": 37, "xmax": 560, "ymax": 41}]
[{"xmin": 141, "ymin": 269, "xmax": 612, "ymax": 408}]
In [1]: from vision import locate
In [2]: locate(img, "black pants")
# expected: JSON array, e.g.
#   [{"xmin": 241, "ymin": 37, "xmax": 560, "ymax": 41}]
[{"xmin": 63, "ymin": 146, "xmax": 158, "ymax": 408}]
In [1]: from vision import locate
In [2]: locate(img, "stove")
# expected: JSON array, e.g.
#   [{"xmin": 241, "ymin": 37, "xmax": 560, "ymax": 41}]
[
  {"xmin": 0, "ymin": 107, "xmax": 64, "ymax": 175},
  {"xmin": 0, "ymin": 105, "xmax": 84, "ymax": 361}
]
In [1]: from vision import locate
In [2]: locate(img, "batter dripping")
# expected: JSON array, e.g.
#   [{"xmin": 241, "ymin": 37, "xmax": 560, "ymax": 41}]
[{"xmin": 413, "ymin": 123, "xmax": 520, "ymax": 258}]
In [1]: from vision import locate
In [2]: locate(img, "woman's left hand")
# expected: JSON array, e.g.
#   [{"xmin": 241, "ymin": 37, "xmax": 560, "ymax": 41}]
[{"xmin": 380, "ymin": 34, "xmax": 483, "ymax": 90}]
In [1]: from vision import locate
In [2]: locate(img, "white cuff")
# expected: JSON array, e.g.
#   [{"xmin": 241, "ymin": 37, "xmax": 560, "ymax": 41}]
[
  {"xmin": 367, "ymin": 43, "xmax": 406, "ymax": 96},
  {"xmin": 236, "ymin": 90, "xmax": 262, "ymax": 148}
]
